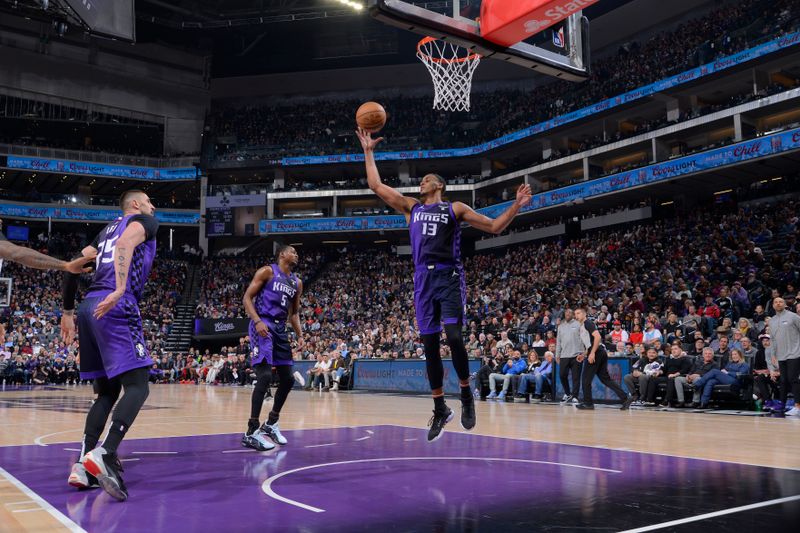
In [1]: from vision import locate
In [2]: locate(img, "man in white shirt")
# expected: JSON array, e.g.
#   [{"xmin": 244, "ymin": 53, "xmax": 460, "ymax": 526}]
[
  {"xmin": 642, "ymin": 321, "xmax": 663, "ymax": 347},
  {"xmin": 309, "ymin": 352, "xmax": 333, "ymax": 391}
]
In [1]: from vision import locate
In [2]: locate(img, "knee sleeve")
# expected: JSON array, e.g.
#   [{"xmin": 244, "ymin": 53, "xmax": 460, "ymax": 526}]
[{"xmin": 110, "ymin": 367, "xmax": 150, "ymax": 428}]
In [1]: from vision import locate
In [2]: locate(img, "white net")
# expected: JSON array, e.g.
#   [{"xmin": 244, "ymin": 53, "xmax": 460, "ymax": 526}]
[{"xmin": 416, "ymin": 37, "xmax": 481, "ymax": 112}]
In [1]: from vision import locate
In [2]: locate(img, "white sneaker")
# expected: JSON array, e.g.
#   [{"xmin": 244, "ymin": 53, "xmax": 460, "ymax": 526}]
[
  {"xmin": 67, "ymin": 462, "xmax": 98, "ymax": 489},
  {"xmin": 261, "ymin": 422, "xmax": 288, "ymax": 445},
  {"xmin": 785, "ymin": 407, "xmax": 800, "ymax": 417},
  {"xmin": 241, "ymin": 430, "xmax": 276, "ymax": 451},
  {"xmin": 332, "ymin": 382, "xmax": 339, "ymax": 391},
  {"xmin": 293, "ymin": 371, "xmax": 305, "ymax": 387}
]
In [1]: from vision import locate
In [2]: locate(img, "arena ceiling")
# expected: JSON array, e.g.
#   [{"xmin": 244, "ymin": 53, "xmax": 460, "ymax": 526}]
[{"xmin": 133, "ymin": 0, "xmax": 633, "ymax": 77}]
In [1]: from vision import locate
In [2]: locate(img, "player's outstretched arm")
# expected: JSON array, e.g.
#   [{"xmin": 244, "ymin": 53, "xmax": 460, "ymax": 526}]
[
  {"xmin": 290, "ymin": 279, "xmax": 305, "ymax": 350},
  {"xmin": 454, "ymin": 184, "xmax": 532, "ymax": 235},
  {"xmin": 355, "ymin": 127, "xmax": 417, "ymax": 218},
  {"xmin": 243, "ymin": 266, "xmax": 273, "ymax": 338},
  {"xmin": 0, "ymin": 240, "xmax": 96, "ymax": 273}
]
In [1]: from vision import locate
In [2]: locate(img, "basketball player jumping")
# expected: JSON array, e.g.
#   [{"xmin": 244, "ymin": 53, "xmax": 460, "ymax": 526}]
[
  {"xmin": 241, "ymin": 244, "xmax": 304, "ymax": 451},
  {"xmin": 357, "ymin": 128, "xmax": 532, "ymax": 441},
  {"xmin": 61, "ymin": 190, "xmax": 160, "ymax": 501}
]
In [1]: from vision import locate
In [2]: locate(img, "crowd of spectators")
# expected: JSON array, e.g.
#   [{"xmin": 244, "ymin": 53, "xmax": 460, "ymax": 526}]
[
  {"xmin": 1, "ymin": 233, "xmax": 188, "ymax": 385},
  {"xmin": 210, "ymin": 0, "xmax": 799, "ymax": 162},
  {"xmin": 2, "ymin": 193, "xmax": 799, "ymax": 412}
]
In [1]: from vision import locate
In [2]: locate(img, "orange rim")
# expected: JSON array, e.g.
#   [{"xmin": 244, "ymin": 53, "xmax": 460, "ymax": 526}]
[{"xmin": 417, "ymin": 36, "xmax": 481, "ymax": 64}]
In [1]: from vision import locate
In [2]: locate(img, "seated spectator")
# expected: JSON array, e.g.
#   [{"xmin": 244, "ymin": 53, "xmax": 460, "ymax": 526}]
[
  {"xmin": 676, "ymin": 348, "xmax": 720, "ymax": 408},
  {"xmin": 487, "ymin": 350, "xmax": 526, "ymax": 400},
  {"xmin": 608, "ymin": 320, "xmax": 629, "ymax": 344},
  {"xmin": 642, "ymin": 321, "xmax": 663, "ymax": 347},
  {"xmin": 473, "ymin": 348, "xmax": 502, "ymax": 398},
  {"xmin": 514, "ymin": 351, "xmax": 541, "ymax": 399},
  {"xmin": 625, "ymin": 347, "xmax": 662, "ymax": 405},
  {"xmin": 658, "ymin": 344, "xmax": 694, "ymax": 407},
  {"xmin": 307, "ymin": 353, "xmax": 332, "ymax": 391},
  {"xmin": 629, "ymin": 324, "xmax": 644, "ymax": 345},
  {"xmin": 691, "ymin": 348, "xmax": 751, "ymax": 408},
  {"xmin": 528, "ymin": 351, "xmax": 554, "ymax": 402},
  {"xmin": 753, "ymin": 334, "xmax": 780, "ymax": 409}
]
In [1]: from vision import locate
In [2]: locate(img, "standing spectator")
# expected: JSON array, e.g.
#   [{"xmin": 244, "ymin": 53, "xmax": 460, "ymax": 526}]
[
  {"xmin": 555, "ymin": 308, "xmax": 583, "ymax": 403},
  {"xmin": 769, "ymin": 297, "xmax": 800, "ymax": 416}
]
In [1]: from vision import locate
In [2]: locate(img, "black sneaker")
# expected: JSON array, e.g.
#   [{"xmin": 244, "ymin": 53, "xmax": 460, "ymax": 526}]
[
  {"xmin": 427, "ymin": 407, "xmax": 454, "ymax": 442},
  {"xmin": 460, "ymin": 397, "xmax": 476, "ymax": 431},
  {"xmin": 620, "ymin": 395, "xmax": 634, "ymax": 411},
  {"xmin": 575, "ymin": 403, "xmax": 595, "ymax": 410},
  {"xmin": 82, "ymin": 447, "xmax": 127, "ymax": 502}
]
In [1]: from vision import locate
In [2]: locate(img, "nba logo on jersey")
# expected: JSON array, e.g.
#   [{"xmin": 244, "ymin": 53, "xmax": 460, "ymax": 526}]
[{"xmin": 135, "ymin": 343, "xmax": 146, "ymax": 360}]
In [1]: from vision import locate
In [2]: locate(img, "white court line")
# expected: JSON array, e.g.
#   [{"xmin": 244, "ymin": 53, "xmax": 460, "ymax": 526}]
[
  {"xmin": 24, "ymin": 423, "xmax": 376, "ymax": 447},
  {"xmin": 12, "ymin": 508, "xmax": 46, "ymax": 513},
  {"xmin": 222, "ymin": 449, "xmax": 254, "ymax": 454},
  {"xmin": 130, "ymin": 451, "xmax": 178, "ymax": 455},
  {"xmin": 618, "ymin": 494, "xmax": 800, "ymax": 532},
  {"xmin": 63, "ymin": 448, "xmax": 81, "ymax": 452},
  {"xmin": 5, "ymin": 500, "xmax": 35, "ymax": 506},
  {"xmin": 0, "ymin": 467, "xmax": 86, "ymax": 532},
  {"xmin": 262, "ymin": 456, "xmax": 621, "ymax": 513},
  {"xmin": 380, "ymin": 424, "xmax": 800, "ymax": 472},
  {"xmin": 120, "ymin": 458, "xmax": 140, "ymax": 463},
  {"xmin": 365, "ymin": 430, "xmax": 374, "ymax": 435},
  {"xmin": 303, "ymin": 443, "xmax": 337, "ymax": 448},
  {"xmin": 403, "ymin": 438, "xmax": 417, "ymax": 442},
  {"xmin": 355, "ymin": 436, "xmax": 370, "ymax": 441}
]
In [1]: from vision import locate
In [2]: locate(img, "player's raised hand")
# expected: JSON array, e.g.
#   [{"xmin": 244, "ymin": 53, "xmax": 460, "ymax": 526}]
[
  {"xmin": 515, "ymin": 184, "xmax": 532, "ymax": 207},
  {"xmin": 94, "ymin": 289, "xmax": 123, "ymax": 320},
  {"xmin": 355, "ymin": 127, "xmax": 384, "ymax": 152}
]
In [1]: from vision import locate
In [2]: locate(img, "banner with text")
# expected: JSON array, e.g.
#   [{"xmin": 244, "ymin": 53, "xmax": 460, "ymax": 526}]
[
  {"xmin": 259, "ymin": 215, "xmax": 406, "ymax": 234},
  {"xmin": 276, "ymin": 31, "xmax": 800, "ymax": 166},
  {"xmin": 6, "ymin": 156, "xmax": 196, "ymax": 181},
  {"xmin": 477, "ymin": 127, "xmax": 800, "ymax": 219},
  {"xmin": 0, "ymin": 203, "xmax": 200, "ymax": 224},
  {"xmin": 353, "ymin": 359, "xmax": 482, "ymax": 394},
  {"xmin": 193, "ymin": 318, "xmax": 251, "ymax": 338}
]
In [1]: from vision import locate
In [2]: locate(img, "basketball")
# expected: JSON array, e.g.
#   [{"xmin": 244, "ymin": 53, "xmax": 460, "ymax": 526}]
[{"xmin": 356, "ymin": 101, "xmax": 387, "ymax": 133}]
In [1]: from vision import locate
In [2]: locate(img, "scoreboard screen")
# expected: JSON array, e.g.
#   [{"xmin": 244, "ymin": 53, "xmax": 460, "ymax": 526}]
[{"xmin": 206, "ymin": 208, "xmax": 234, "ymax": 237}]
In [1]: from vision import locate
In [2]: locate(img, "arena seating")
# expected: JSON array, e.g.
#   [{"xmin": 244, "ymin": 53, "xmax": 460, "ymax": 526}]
[{"xmin": 209, "ymin": 0, "xmax": 799, "ymax": 162}]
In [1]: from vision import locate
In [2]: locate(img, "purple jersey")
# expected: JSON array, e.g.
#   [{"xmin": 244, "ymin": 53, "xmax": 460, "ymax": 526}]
[
  {"xmin": 87, "ymin": 214, "xmax": 158, "ymax": 301},
  {"xmin": 255, "ymin": 263, "xmax": 299, "ymax": 322},
  {"xmin": 409, "ymin": 202, "xmax": 462, "ymax": 269}
]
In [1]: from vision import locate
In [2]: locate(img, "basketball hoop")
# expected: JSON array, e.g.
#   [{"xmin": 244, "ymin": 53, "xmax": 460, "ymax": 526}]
[{"xmin": 416, "ymin": 37, "xmax": 481, "ymax": 112}]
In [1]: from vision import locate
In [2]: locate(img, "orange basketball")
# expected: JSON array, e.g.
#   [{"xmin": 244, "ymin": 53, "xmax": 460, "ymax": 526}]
[{"xmin": 356, "ymin": 101, "xmax": 387, "ymax": 133}]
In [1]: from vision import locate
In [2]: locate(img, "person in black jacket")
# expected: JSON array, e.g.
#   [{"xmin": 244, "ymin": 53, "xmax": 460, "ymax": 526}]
[
  {"xmin": 658, "ymin": 344, "xmax": 694, "ymax": 407},
  {"xmin": 623, "ymin": 347, "xmax": 663, "ymax": 404}
]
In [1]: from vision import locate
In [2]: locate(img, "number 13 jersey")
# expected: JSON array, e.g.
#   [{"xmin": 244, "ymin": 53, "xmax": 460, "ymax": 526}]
[{"xmin": 409, "ymin": 202, "xmax": 462, "ymax": 269}]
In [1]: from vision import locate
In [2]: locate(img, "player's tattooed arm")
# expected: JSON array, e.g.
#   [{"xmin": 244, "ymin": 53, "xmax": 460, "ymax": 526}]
[
  {"xmin": 94, "ymin": 222, "xmax": 147, "ymax": 319},
  {"xmin": 243, "ymin": 266, "xmax": 273, "ymax": 337},
  {"xmin": 0, "ymin": 240, "xmax": 95, "ymax": 272},
  {"xmin": 453, "ymin": 184, "xmax": 532, "ymax": 235}
]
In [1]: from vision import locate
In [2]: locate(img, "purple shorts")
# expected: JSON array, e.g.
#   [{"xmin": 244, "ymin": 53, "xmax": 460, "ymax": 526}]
[
  {"xmin": 413, "ymin": 265, "xmax": 466, "ymax": 335},
  {"xmin": 249, "ymin": 319, "xmax": 293, "ymax": 367},
  {"xmin": 78, "ymin": 293, "xmax": 153, "ymax": 380}
]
